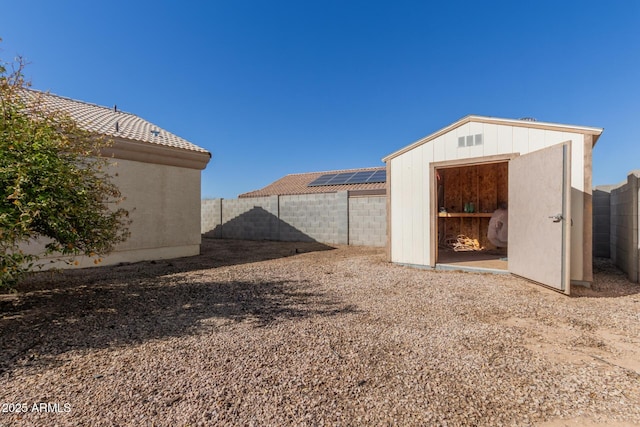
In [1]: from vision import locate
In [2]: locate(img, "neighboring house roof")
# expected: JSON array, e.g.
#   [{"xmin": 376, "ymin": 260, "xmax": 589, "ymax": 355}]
[
  {"xmin": 23, "ymin": 89, "xmax": 210, "ymax": 155},
  {"xmin": 239, "ymin": 167, "xmax": 387, "ymax": 198},
  {"xmin": 383, "ymin": 115, "xmax": 604, "ymax": 162}
]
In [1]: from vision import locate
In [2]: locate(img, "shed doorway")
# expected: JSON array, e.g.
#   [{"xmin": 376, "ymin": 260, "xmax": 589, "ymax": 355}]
[{"xmin": 434, "ymin": 160, "xmax": 509, "ymax": 272}]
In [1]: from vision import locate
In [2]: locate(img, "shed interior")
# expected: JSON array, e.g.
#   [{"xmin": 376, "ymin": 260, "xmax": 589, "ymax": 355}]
[{"xmin": 435, "ymin": 161, "xmax": 509, "ymax": 270}]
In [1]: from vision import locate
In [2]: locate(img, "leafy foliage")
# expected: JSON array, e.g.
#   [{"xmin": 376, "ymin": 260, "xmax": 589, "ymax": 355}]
[{"xmin": 0, "ymin": 49, "xmax": 130, "ymax": 288}]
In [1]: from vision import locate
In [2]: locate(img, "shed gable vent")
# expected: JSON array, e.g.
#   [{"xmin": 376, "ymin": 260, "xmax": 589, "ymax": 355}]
[
  {"xmin": 458, "ymin": 133, "xmax": 484, "ymax": 148},
  {"xmin": 466, "ymin": 135, "xmax": 474, "ymax": 146}
]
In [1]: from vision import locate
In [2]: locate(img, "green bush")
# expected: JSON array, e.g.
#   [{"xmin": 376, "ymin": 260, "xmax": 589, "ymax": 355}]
[{"xmin": 0, "ymin": 48, "xmax": 130, "ymax": 289}]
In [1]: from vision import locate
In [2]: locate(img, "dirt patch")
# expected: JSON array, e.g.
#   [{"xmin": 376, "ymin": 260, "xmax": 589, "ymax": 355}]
[{"xmin": 1, "ymin": 239, "xmax": 639, "ymax": 426}]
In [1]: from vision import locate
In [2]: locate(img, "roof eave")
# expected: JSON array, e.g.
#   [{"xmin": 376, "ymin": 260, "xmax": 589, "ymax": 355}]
[{"xmin": 103, "ymin": 137, "xmax": 211, "ymax": 170}]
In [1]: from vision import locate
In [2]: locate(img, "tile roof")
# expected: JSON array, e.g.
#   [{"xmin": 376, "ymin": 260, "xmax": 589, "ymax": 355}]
[
  {"xmin": 23, "ymin": 90, "xmax": 210, "ymax": 154},
  {"xmin": 239, "ymin": 167, "xmax": 387, "ymax": 198}
]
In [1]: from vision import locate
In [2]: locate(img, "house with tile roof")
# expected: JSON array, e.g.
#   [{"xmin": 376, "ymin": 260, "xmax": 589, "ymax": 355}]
[
  {"xmin": 21, "ymin": 90, "xmax": 211, "ymax": 268},
  {"xmin": 239, "ymin": 166, "xmax": 386, "ymax": 198}
]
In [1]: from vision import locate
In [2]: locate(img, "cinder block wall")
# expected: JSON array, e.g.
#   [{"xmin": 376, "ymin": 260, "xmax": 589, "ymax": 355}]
[
  {"xmin": 349, "ymin": 196, "xmax": 387, "ymax": 246},
  {"xmin": 279, "ymin": 192, "xmax": 348, "ymax": 244},
  {"xmin": 201, "ymin": 199, "xmax": 222, "ymax": 237},
  {"xmin": 220, "ymin": 196, "xmax": 279, "ymax": 240},
  {"xmin": 201, "ymin": 192, "xmax": 386, "ymax": 246},
  {"xmin": 610, "ymin": 172, "xmax": 640, "ymax": 283},
  {"xmin": 592, "ymin": 187, "xmax": 612, "ymax": 258}
]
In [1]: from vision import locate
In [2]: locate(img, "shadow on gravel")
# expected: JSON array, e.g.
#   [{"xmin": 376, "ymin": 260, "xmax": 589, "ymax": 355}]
[
  {"xmin": 0, "ymin": 277, "xmax": 357, "ymax": 375},
  {"xmin": 11, "ymin": 238, "xmax": 335, "ymax": 293},
  {"xmin": 0, "ymin": 239, "xmax": 351, "ymax": 375},
  {"xmin": 571, "ymin": 257, "xmax": 640, "ymax": 298}
]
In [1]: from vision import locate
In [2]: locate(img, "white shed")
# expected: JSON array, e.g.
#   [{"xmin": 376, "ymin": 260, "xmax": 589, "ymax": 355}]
[{"xmin": 383, "ymin": 115, "xmax": 603, "ymax": 294}]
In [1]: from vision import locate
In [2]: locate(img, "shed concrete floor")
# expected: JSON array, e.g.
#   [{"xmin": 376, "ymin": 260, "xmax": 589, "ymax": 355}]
[{"xmin": 437, "ymin": 250, "xmax": 508, "ymax": 271}]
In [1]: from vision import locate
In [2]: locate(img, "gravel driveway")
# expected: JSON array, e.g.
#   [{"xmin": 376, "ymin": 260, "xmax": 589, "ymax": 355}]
[{"xmin": 1, "ymin": 238, "xmax": 640, "ymax": 426}]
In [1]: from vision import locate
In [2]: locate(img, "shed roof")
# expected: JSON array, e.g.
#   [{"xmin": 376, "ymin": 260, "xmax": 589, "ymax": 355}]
[
  {"xmin": 239, "ymin": 167, "xmax": 386, "ymax": 198},
  {"xmin": 23, "ymin": 90, "xmax": 210, "ymax": 155},
  {"xmin": 383, "ymin": 115, "xmax": 603, "ymax": 162}
]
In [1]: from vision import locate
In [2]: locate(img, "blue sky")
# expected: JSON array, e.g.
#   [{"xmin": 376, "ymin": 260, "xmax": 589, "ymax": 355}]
[{"xmin": 1, "ymin": 1, "xmax": 638, "ymax": 198}]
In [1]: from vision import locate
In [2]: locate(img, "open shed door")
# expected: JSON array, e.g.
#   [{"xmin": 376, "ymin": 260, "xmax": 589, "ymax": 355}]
[{"xmin": 509, "ymin": 142, "xmax": 571, "ymax": 294}]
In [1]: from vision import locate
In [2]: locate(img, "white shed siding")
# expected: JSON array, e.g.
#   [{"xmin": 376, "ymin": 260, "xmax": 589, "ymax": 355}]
[
  {"xmin": 436, "ymin": 133, "xmax": 449, "ymax": 163},
  {"xmin": 388, "ymin": 117, "xmax": 596, "ymax": 281},
  {"xmin": 390, "ymin": 145, "xmax": 430, "ymax": 266},
  {"xmin": 451, "ymin": 122, "xmax": 471, "ymax": 160},
  {"xmin": 496, "ymin": 125, "xmax": 513, "ymax": 155},
  {"xmin": 468, "ymin": 121, "xmax": 485, "ymax": 159},
  {"xmin": 512, "ymin": 126, "xmax": 529, "ymax": 155},
  {"xmin": 483, "ymin": 123, "xmax": 499, "ymax": 156},
  {"xmin": 428, "ymin": 123, "xmax": 585, "ymax": 164},
  {"xmin": 389, "ymin": 156, "xmax": 402, "ymax": 263},
  {"xmin": 433, "ymin": 132, "xmax": 446, "ymax": 161},
  {"xmin": 410, "ymin": 150, "xmax": 422, "ymax": 263},
  {"xmin": 413, "ymin": 145, "xmax": 429, "ymax": 265},
  {"xmin": 528, "ymin": 128, "xmax": 547, "ymax": 152}
]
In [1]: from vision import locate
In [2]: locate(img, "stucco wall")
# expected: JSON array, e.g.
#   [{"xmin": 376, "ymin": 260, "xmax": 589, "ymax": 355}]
[
  {"xmin": 23, "ymin": 158, "xmax": 203, "ymax": 268},
  {"xmin": 201, "ymin": 192, "xmax": 386, "ymax": 247},
  {"xmin": 115, "ymin": 159, "xmax": 202, "ymax": 251}
]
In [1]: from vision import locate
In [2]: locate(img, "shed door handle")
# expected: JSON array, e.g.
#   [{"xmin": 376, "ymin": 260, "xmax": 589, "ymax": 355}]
[{"xmin": 549, "ymin": 214, "xmax": 563, "ymax": 223}]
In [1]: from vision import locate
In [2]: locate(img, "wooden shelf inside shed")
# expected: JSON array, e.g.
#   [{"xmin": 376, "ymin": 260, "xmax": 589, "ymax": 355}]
[
  {"xmin": 436, "ymin": 161, "xmax": 508, "ymax": 252},
  {"xmin": 438, "ymin": 212, "xmax": 493, "ymax": 218}
]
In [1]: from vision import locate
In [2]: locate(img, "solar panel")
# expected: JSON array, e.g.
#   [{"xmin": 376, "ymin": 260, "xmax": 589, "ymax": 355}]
[
  {"xmin": 308, "ymin": 170, "xmax": 386, "ymax": 187},
  {"xmin": 308, "ymin": 174, "xmax": 337, "ymax": 186},
  {"xmin": 327, "ymin": 172, "xmax": 356, "ymax": 185},
  {"xmin": 367, "ymin": 170, "xmax": 386, "ymax": 183},
  {"xmin": 346, "ymin": 171, "xmax": 374, "ymax": 183}
]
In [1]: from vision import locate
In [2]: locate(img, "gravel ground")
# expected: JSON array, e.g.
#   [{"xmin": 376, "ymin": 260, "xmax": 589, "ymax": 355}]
[{"xmin": 1, "ymin": 238, "xmax": 640, "ymax": 426}]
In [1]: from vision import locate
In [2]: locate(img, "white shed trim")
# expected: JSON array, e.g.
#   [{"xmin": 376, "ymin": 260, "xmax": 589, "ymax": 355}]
[{"xmin": 383, "ymin": 115, "xmax": 603, "ymax": 163}]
